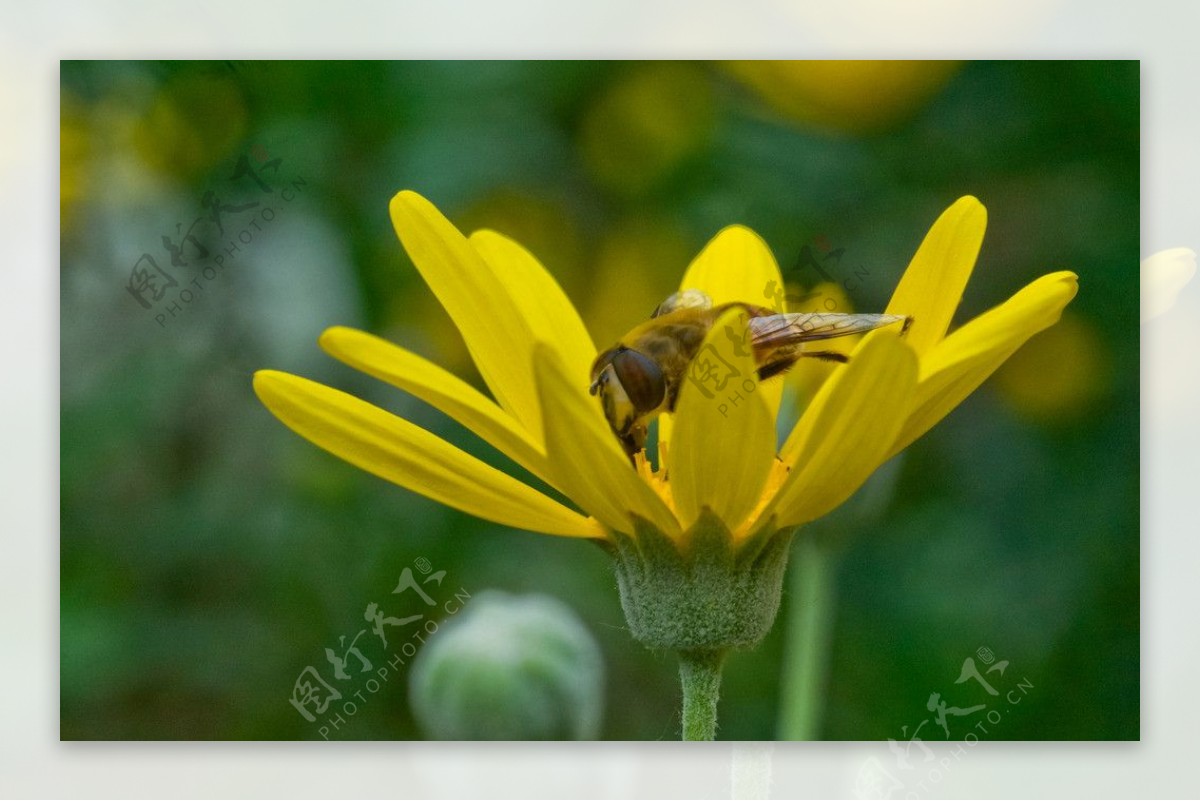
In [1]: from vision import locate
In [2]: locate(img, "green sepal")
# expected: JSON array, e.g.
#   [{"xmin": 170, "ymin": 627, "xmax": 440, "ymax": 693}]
[{"xmin": 610, "ymin": 510, "xmax": 795, "ymax": 651}]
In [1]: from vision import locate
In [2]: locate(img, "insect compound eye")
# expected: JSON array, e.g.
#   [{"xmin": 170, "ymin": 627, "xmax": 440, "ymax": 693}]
[{"xmin": 610, "ymin": 349, "xmax": 666, "ymax": 414}]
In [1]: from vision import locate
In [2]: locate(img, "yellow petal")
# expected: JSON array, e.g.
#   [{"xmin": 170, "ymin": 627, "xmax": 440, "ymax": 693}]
[
  {"xmin": 670, "ymin": 308, "xmax": 776, "ymax": 531},
  {"xmin": 679, "ymin": 224, "xmax": 787, "ymax": 311},
  {"xmin": 532, "ymin": 344, "xmax": 681, "ymax": 537},
  {"xmin": 764, "ymin": 332, "xmax": 917, "ymax": 530},
  {"xmin": 661, "ymin": 225, "xmax": 787, "ymax": 466},
  {"xmin": 469, "ymin": 229, "xmax": 598, "ymax": 387},
  {"xmin": 888, "ymin": 271, "xmax": 1079, "ymax": 458},
  {"xmin": 319, "ymin": 326, "xmax": 549, "ymax": 481},
  {"xmin": 885, "ymin": 196, "xmax": 987, "ymax": 355},
  {"xmin": 389, "ymin": 191, "xmax": 544, "ymax": 441},
  {"xmin": 656, "ymin": 413, "xmax": 676, "ymax": 474},
  {"xmin": 253, "ymin": 370, "xmax": 601, "ymax": 539}
]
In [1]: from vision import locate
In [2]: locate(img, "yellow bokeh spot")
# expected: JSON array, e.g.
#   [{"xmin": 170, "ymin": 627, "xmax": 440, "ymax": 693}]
[
  {"xmin": 724, "ymin": 60, "xmax": 960, "ymax": 134},
  {"xmin": 787, "ymin": 279, "xmax": 855, "ymax": 315},
  {"xmin": 584, "ymin": 217, "xmax": 692, "ymax": 347},
  {"xmin": 578, "ymin": 63, "xmax": 715, "ymax": 195},
  {"xmin": 60, "ymin": 93, "xmax": 91, "ymax": 236},
  {"xmin": 994, "ymin": 312, "xmax": 1111, "ymax": 423},
  {"xmin": 460, "ymin": 191, "xmax": 586, "ymax": 299},
  {"xmin": 132, "ymin": 71, "xmax": 247, "ymax": 179}
]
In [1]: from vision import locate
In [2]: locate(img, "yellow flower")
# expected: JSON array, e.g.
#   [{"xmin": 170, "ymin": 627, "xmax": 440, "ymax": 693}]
[{"xmin": 254, "ymin": 192, "xmax": 1077, "ymax": 551}]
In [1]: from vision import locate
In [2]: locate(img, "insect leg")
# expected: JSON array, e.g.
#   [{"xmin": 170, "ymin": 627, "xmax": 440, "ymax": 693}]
[
  {"xmin": 756, "ymin": 359, "xmax": 797, "ymax": 381},
  {"xmin": 802, "ymin": 351, "xmax": 850, "ymax": 363}
]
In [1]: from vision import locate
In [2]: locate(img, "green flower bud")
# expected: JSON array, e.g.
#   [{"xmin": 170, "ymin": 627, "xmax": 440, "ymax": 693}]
[{"xmin": 408, "ymin": 591, "xmax": 605, "ymax": 740}]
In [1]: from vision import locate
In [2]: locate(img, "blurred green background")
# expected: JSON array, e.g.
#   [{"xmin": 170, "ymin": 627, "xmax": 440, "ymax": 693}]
[{"xmin": 60, "ymin": 60, "xmax": 1138, "ymax": 740}]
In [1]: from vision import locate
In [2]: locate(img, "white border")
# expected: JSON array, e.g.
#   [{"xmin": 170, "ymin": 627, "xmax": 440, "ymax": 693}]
[{"xmin": 6, "ymin": 0, "xmax": 1195, "ymax": 796}]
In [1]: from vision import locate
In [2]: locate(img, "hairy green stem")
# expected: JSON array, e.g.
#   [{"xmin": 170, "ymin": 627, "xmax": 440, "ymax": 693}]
[
  {"xmin": 679, "ymin": 649, "xmax": 726, "ymax": 740},
  {"xmin": 778, "ymin": 536, "xmax": 837, "ymax": 740}
]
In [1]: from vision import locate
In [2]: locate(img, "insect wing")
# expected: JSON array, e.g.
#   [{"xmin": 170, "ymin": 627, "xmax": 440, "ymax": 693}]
[{"xmin": 748, "ymin": 313, "xmax": 910, "ymax": 348}]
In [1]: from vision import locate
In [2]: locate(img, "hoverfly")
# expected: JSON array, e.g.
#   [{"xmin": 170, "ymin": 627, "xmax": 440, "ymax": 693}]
[{"xmin": 588, "ymin": 289, "xmax": 912, "ymax": 456}]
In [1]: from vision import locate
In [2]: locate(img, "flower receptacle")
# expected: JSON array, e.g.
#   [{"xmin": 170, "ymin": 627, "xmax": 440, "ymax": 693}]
[{"xmin": 609, "ymin": 511, "xmax": 795, "ymax": 652}]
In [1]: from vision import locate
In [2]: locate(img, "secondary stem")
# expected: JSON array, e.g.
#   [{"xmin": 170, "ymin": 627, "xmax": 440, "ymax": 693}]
[
  {"xmin": 778, "ymin": 535, "xmax": 837, "ymax": 740},
  {"xmin": 679, "ymin": 649, "xmax": 727, "ymax": 740}
]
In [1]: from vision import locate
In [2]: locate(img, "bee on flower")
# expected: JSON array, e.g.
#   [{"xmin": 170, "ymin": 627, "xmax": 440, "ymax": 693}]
[{"xmin": 254, "ymin": 191, "xmax": 1077, "ymax": 740}]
